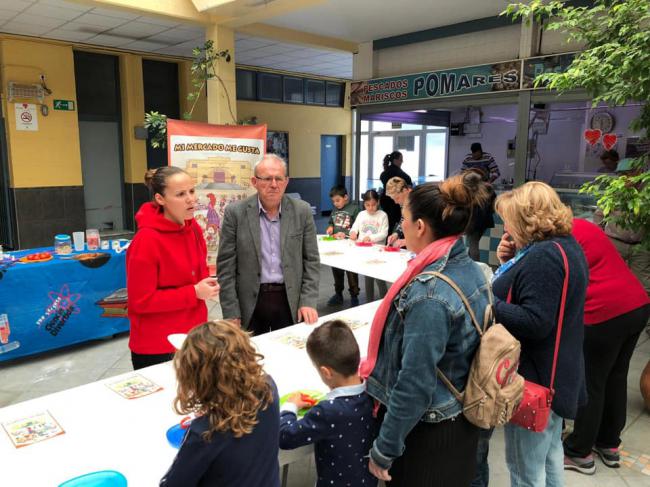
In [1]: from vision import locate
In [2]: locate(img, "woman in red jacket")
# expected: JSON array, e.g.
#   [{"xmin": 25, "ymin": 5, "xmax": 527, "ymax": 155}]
[
  {"xmin": 127, "ymin": 167, "xmax": 220, "ymax": 370},
  {"xmin": 562, "ymin": 219, "xmax": 650, "ymax": 474}
]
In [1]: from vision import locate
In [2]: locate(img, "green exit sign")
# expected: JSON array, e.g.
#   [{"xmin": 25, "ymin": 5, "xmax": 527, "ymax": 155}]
[{"xmin": 53, "ymin": 100, "xmax": 75, "ymax": 111}]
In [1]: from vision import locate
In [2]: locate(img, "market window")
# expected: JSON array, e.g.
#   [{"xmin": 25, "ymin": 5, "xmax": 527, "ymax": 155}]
[
  {"xmin": 305, "ymin": 79, "xmax": 326, "ymax": 105},
  {"xmin": 283, "ymin": 76, "xmax": 304, "ymax": 103},
  {"xmin": 326, "ymin": 82, "xmax": 344, "ymax": 107},
  {"xmin": 236, "ymin": 69, "xmax": 256, "ymax": 100},
  {"xmin": 257, "ymin": 72, "xmax": 282, "ymax": 102}
]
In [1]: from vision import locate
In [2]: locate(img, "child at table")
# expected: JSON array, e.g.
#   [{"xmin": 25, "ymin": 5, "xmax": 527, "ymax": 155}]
[
  {"xmin": 326, "ymin": 185, "xmax": 361, "ymax": 307},
  {"xmin": 279, "ymin": 320, "xmax": 378, "ymax": 487},
  {"xmin": 160, "ymin": 320, "xmax": 280, "ymax": 487},
  {"xmin": 350, "ymin": 189, "xmax": 390, "ymax": 302}
]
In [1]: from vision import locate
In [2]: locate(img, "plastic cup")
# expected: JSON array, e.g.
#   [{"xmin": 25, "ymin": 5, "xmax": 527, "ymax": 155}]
[
  {"xmin": 86, "ymin": 229, "xmax": 100, "ymax": 251},
  {"xmin": 72, "ymin": 232, "xmax": 85, "ymax": 252}
]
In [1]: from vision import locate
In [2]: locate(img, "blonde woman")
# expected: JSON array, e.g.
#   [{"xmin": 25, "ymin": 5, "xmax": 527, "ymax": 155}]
[
  {"xmin": 160, "ymin": 320, "xmax": 279, "ymax": 487},
  {"xmin": 480, "ymin": 182, "xmax": 589, "ymax": 487},
  {"xmin": 385, "ymin": 177, "xmax": 411, "ymax": 248}
]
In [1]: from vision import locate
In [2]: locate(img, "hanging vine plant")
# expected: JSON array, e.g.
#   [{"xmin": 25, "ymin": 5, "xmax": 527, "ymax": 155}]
[{"xmin": 143, "ymin": 40, "xmax": 236, "ymax": 149}]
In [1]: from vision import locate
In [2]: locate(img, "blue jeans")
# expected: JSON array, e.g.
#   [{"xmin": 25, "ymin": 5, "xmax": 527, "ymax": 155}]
[
  {"xmin": 471, "ymin": 428, "xmax": 494, "ymax": 487},
  {"xmin": 505, "ymin": 411, "xmax": 564, "ymax": 487}
]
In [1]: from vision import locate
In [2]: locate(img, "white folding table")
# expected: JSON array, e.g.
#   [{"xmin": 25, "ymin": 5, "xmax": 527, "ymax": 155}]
[{"xmin": 0, "ymin": 302, "xmax": 380, "ymax": 486}]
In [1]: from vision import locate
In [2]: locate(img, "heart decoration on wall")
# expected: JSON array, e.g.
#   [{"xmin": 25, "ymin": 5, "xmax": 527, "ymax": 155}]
[
  {"xmin": 584, "ymin": 129, "xmax": 602, "ymax": 146},
  {"xmin": 602, "ymin": 133, "xmax": 618, "ymax": 151}
]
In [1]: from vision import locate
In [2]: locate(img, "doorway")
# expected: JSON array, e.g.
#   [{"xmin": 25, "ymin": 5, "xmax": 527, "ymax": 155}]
[
  {"xmin": 0, "ymin": 118, "xmax": 16, "ymax": 249},
  {"xmin": 357, "ymin": 115, "xmax": 449, "ymax": 198},
  {"xmin": 74, "ymin": 51, "xmax": 124, "ymax": 231},
  {"xmin": 143, "ymin": 59, "xmax": 180, "ymax": 169},
  {"xmin": 320, "ymin": 135, "xmax": 342, "ymax": 214}
]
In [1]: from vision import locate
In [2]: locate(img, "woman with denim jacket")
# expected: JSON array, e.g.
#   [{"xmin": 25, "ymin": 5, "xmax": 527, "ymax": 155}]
[
  {"xmin": 487, "ymin": 182, "xmax": 588, "ymax": 487},
  {"xmin": 361, "ymin": 172, "xmax": 492, "ymax": 486}
]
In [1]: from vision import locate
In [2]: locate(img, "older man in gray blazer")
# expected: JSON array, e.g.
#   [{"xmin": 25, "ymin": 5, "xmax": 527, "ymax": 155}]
[{"xmin": 217, "ymin": 154, "xmax": 320, "ymax": 334}]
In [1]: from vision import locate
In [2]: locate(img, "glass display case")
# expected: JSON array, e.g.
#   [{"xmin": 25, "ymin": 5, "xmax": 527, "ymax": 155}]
[
  {"xmin": 555, "ymin": 188, "xmax": 598, "ymax": 220},
  {"xmin": 549, "ymin": 171, "xmax": 601, "ymax": 189},
  {"xmin": 549, "ymin": 171, "xmax": 600, "ymax": 220}
]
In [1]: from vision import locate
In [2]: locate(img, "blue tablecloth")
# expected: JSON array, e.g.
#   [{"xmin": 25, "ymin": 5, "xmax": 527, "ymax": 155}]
[{"xmin": 0, "ymin": 248, "xmax": 128, "ymax": 362}]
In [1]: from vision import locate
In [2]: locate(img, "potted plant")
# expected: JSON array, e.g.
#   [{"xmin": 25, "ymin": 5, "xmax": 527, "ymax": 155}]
[
  {"xmin": 144, "ymin": 40, "xmax": 236, "ymax": 149},
  {"xmin": 504, "ymin": 0, "xmax": 650, "ymax": 249},
  {"xmin": 505, "ymin": 0, "xmax": 650, "ymax": 409}
]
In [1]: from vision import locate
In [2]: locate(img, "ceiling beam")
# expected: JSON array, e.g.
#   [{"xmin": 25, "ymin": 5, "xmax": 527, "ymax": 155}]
[
  {"xmin": 208, "ymin": 0, "xmax": 326, "ymax": 29},
  {"xmin": 238, "ymin": 23, "xmax": 358, "ymax": 53},
  {"xmin": 374, "ymin": 15, "xmax": 519, "ymax": 51},
  {"xmin": 191, "ymin": 0, "xmax": 236, "ymax": 12},
  {"xmin": 69, "ymin": 0, "xmax": 221, "ymax": 25}
]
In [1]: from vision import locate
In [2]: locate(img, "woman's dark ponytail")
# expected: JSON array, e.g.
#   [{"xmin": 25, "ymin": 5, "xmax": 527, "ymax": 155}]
[{"xmin": 382, "ymin": 151, "xmax": 403, "ymax": 171}]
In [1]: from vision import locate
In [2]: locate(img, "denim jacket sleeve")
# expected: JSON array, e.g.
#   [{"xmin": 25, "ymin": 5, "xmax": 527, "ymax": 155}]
[{"xmin": 370, "ymin": 293, "xmax": 452, "ymax": 470}]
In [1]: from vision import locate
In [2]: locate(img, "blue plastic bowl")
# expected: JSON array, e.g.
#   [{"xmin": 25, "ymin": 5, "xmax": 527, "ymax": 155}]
[
  {"xmin": 166, "ymin": 423, "xmax": 188, "ymax": 449},
  {"xmin": 58, "ymin": 470, "xmax": 127, "ymax": 487}
]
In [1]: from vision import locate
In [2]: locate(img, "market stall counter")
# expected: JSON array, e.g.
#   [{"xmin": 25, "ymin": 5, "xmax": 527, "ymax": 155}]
[
  {"xmin": 0, "ymin": 246, "xmax": 129, "ymax": 363},
  {"xmin": 0, "ymin": 301, "xmax": 380, "ymax": 486}
]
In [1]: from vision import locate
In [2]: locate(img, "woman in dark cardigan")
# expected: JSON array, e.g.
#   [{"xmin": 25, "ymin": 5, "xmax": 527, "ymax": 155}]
[{"xmin": 489, "ymin": 182, "xmax": 588, "ymax": 487}]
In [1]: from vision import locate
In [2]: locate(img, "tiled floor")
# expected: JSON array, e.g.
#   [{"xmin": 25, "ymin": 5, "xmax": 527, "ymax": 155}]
[{"xmin": 1, "ymin": 264, "xmax": 648, "ymax": 486}]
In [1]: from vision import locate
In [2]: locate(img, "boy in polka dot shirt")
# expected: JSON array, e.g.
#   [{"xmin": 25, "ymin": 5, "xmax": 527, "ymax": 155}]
[{"xmin": 279, "ymin": 320, "xmax": 378, "ymax": 486}]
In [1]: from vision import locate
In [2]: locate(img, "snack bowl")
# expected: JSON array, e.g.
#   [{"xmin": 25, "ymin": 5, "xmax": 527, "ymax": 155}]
[
  {"xmin": 383, "ymin": 246, "xmax": 400, "ymax": 252},
  {"xmin": 279, "ymin": 390, "xmax": 326, "ymax": 417},
  {"xmin": 58, "ymin": 470, "xmax": 127, "ymax": 487}
]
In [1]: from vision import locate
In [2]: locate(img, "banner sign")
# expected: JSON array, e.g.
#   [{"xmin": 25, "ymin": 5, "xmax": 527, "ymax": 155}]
[
  {"xmin": 167, "ymin": 120, "xmax": 267, "ymax": 272},
  {"xmin": 351, "ymin": 61, "xmax": 520, "ymax": 106},
  {"xmin": 350, "ymin": 53, "xmax": 577, "ymax": 106},
  {"xmin": 522, "ymin": 53, "xmax": 576, "ymax": 89}
]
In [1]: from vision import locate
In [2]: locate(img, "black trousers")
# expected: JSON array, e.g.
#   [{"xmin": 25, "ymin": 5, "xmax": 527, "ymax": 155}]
[
  {"xmin": 131, "ymin": 351, "xmax": 175, "ymax": 370},
  {"xmin": 564, "ymin": 304, "xmax": 650, "ymax": 456},
  {"xmin": 248, "ymin": 284, "xmax": 294, "ymax": 336},
  {"xmin": 387, "ymin": 414, "xmax": 480, "ymax": 487},
  {"xmin": 332, "ymin": 268, "xmax": 360, "ymax": 296}
]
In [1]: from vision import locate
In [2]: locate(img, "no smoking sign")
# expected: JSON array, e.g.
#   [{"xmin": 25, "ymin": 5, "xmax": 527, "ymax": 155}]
[{"xmin": 15, "ymin": 103, "xmax": 38, "ymax": 131}]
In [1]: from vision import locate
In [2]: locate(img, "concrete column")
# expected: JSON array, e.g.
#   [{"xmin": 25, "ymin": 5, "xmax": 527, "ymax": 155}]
[
  {"xmin": 205, "ymin": 24, "xmax": 237, "ymax": 124},
  {"xmin": 119, "ymin": 53, "xmax": 146, "ymax": 183},
  {"xmin": 512, "ymin": 17, "xmax": 540, "ymax": 186},
  {"xmin": 353, "ymin": 41, "xmax": 373, "ymax": 80},
  {"xmin": 514, "ymin": 91, "xmax": 531, "ymax": 186},
  {"xmin": 519, "ymin": 16, "xmax": 540, "ymax": 58}
]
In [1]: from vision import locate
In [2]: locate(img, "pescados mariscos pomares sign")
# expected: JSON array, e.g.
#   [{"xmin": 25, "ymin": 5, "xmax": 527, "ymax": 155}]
[{"xmin": 350, "ymin": 53, "xmax": 575, "ymax": 106}]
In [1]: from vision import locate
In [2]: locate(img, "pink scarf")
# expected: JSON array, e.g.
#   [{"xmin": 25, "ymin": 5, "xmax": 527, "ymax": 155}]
[{"xmin": 359, "ymin": 235, "xmax": 460, "ymax": 379}]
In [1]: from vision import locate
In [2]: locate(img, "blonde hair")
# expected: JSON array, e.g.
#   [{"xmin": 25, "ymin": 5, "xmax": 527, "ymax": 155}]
[
  {"xmin": 385, "ymin": 176, "xmax": 408, "ymax": 197},
  {"xmin": 173, "ymin": 320, "xmax": 273, "ymax": 440},
  {"xmin": 495, "ymin": 181, "xmax": 573, "ymax": 246}
]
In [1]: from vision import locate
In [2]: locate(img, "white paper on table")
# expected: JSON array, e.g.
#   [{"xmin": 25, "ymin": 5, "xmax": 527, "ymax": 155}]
[{"xmin": 167, "ymin": 333, "xmax": 187, "ymax": 350}]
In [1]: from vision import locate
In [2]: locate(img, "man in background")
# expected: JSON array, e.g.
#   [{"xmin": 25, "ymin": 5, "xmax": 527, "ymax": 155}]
[{"xmin": 461, "ymin": 142, "xmax": 500, "ymax": 183}]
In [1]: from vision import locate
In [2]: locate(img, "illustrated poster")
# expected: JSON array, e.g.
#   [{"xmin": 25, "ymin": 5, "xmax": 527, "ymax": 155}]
[
  {"xmin": 106, "ymin": 374, "xmax": 163, "ymax": 399},
  {"xmin": 167, "ymin": 120, "xmax": 267, "ymax": 273},
  {"xmin": 2, "ymin": 411, "xmax": 64, "ymax": 448}
]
